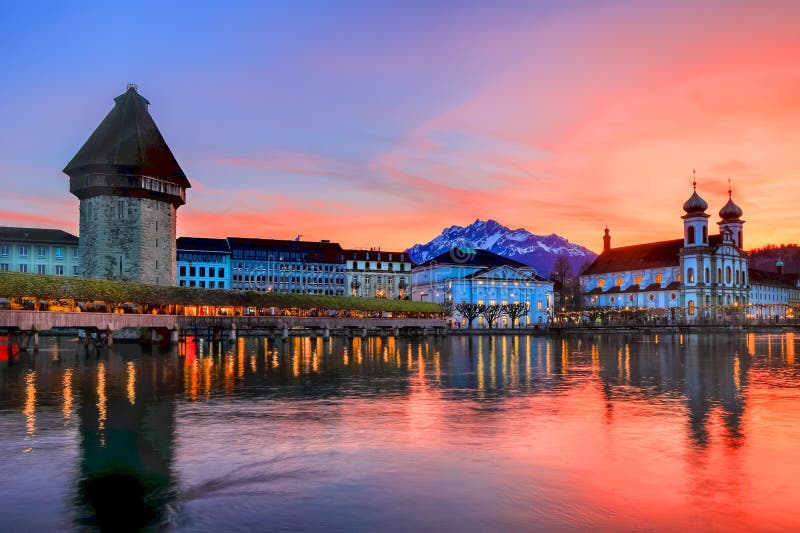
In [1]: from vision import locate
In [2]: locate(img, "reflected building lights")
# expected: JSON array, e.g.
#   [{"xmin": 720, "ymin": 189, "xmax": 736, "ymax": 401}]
[
  {"xmin": 96, "ymin": 362, "xmax": 106, "ymax": 447},
  {"xmin": 126, "ymin": 361, "xmax": 136, "ymax": 406},
  {"xmin": 62, "ymin": 368, "xmax": 73, "ymax": 423},
  {"xmin": 24, "ymin": 370, "xmax": 36, "ymax": 439}
]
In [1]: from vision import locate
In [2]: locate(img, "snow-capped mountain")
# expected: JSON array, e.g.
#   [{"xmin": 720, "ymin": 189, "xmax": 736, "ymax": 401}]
[{"xmin": 406, "ymin": 219, "xmax": 597, "ymax": 278}]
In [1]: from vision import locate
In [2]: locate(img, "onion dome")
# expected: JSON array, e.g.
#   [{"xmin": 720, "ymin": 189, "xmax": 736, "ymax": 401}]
[
  {"xmin": 683, "ymin": 190, "xmax": 708, "ymax": 214},
  {"xmin": 719, "ymin": 197, "xmax": 743, "ymax": 220}
]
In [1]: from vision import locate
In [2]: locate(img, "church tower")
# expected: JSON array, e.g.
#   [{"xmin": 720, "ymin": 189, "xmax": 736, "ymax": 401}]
[
  {"xmin": 718, "ymin": 180, "xmax": 744, "ymax": 249},
  {"xmin": 679, "ymin": 172, "xmax": 711, "ymax": 318},
  {"xmin": 64, "ymin": 85, "xmax": 191, "ymax": 285}
]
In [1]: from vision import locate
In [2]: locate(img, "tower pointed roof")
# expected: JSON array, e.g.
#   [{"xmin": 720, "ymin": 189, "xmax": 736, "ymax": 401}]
[
  {"xmin": 719, "ymin": 179, "xmax": 743, "ymax": 221},
  {"xmin": 682, "ymin": 171, "xmax": 708, "ymax": 215},
  {"xmin": 63, "ymin": 85, "xmax": 190, "ymax": 189}
]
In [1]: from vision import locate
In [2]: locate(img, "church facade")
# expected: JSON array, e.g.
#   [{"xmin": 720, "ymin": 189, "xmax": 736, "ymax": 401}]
[{"xmin": 580, "ymin": 181, "xmax": 751, "ymax": 319}]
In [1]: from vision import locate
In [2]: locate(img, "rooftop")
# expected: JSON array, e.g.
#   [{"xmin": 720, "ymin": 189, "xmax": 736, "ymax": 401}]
[
  {"xmin": 583, "ymin": 236, "xmax": 723, "ymax": 275},
  {"xmin": 0, "ymin": 227, "xmax": 78, "ymax": 245},
  {"xmin": 63, "ymin": 85, "xmax": 190, "ymax": 189}
]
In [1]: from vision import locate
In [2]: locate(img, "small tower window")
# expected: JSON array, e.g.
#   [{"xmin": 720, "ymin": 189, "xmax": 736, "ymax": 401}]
[
  {"xmin": 702, "ymin": 226, "xmax": 708, "ymax": 244},
  {"xmin": 726, "ymin": 266, "xmax": 732, "ymax": 284},
  {"xmin": 705, "ymin": 268, "xmax": 710, "ymax": 283},
  {"xmin": 687, "ymin": 268, "xmax": 695, "ymax": 284},
  {"xmin": 687, "ymin": 226, "xmax": 696, "ymax": 245},
  {"xmin": 118, "ymin": 200, "xmax": 125, "ymax": 219}
]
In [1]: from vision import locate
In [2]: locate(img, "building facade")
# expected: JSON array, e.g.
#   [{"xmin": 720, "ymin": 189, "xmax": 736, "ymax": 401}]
[
  {"xmin": 64, "ymin": 85, "xmax": 191, "ymax": 286},
  {"xmin": 748, "ymin": 262, "xmax": 800, "ymax": 321},
  {"xmin": 176, "ymin": 238, "xmax": 231, "ymax": 289},
  {"xmin": 0, "ymin": 227, "xmax": 80, "ymax": 277},
  {"xmin": 580, "ymin": 181, "xmax": 752, "ymax": 320},
  {"xmin": 344, "ymin": 249, "xmax": 412, "ymax": 299},
  {"xmin": 412, "ymin": 248, "xmax": 554, "ymax": 326},
  {"xmin": 228, "ymin": 238, "xmax": 347, "ymax": 295}
]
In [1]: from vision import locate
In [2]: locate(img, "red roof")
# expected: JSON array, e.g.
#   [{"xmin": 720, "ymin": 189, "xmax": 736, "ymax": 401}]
[{"xmin": 583, "ymin": 236, "xmax": 722, "ymax": 275}]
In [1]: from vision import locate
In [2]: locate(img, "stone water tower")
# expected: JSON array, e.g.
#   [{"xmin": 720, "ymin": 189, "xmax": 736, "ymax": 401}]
[{"xmin": 64, "ymin": 85, "xmax": 191, "ymax": 285}]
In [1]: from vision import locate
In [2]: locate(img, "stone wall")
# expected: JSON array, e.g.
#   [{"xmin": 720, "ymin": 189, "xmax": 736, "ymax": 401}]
[{"xmin": 79, "ymin": 195, "xmax": 176, "ymax": 285}]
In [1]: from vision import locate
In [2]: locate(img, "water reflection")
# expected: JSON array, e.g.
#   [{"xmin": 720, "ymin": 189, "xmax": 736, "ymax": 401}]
[{"xmin": 0, "ymin": 333, "xmax": 798, "ymax": 531}]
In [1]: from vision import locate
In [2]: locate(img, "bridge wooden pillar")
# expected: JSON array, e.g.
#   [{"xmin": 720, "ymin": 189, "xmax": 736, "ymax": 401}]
[
  {"xmin": 281, "ymin": 326, "xmax": 289, "ymax": 342},
  {"xmin": 170, "ymin": 325, "xmax": 180, "ymax": 345}
]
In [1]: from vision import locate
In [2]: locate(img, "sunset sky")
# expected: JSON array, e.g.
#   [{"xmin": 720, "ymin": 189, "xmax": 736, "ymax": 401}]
[{"xmin": 1, "ymin": 0, "xmax": 799, "ymax": 253}]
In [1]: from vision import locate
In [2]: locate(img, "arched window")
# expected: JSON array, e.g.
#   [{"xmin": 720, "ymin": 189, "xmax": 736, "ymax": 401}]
[
  {"xmin": 717, "ymin": 268, "xmax": 722, "ymax": 283},
  {"xmin": 737, "ymin": 231, "xmax": 742, "ymax": 248},
  {"xmin": 687, "ymin": 268, "xmax": 695, "ymax": 284},
  {"xmin": 702, "ymin": 226, "xmax": 708, "ymax": 244},
  {"xmin": 705, "ymin": 268, "xmax": 710, "ymax": 283},
  {"xmin": 688, "ymin": 300, "xmax": 695, "ymax": 315},
  {"xmin": 615, "ymin": 277, "xmax": 623, "ymax": 286},
  {"xmin": 635, "ymin": 275, "xmax": 642, "ymax": 285},
  {"xmin": 726, "ymin": 266, "xmax": 732, "ymax": 284},
  {"xmin": 598, "ymin": 278, "xmax": 605, "ymax": 288},
  {"xmin": 687, "ymin": 226, "xmax": 696, "ymax": 244},
  {"xmin": 655, "ymin": 274, "xmax": 664, "ymax": 284},
  {"xmin": 735, "ymin": 270, "xmax": 740, "ymax": 285}
]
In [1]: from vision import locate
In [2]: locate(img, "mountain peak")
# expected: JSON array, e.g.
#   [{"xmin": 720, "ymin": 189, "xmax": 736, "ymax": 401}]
[{"xmin": 406, "ymin": 219, "xmax": 596, "ymax": 277}]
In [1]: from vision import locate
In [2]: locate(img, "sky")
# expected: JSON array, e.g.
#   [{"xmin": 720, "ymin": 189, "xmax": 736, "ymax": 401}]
[{"xmin": 1, "ymin": 0, "xmax": 799, "ymax": 253}]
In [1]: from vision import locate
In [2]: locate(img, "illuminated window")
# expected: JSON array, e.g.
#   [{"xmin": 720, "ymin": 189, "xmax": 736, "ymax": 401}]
[
  {"xmin": 615, "ymin": 277, "xmax": 623, "ymax": 286},
  {"xmin": 655, "ymin": 274, "xmax": 664, "ymax": 284},
  {"xmin": 635, "ymin": 275, "xmax": 642, "ymax": 285},
  {"xmin": 598, "ymin": 279, "xmax": 606, "ymax": 288},
  {"xmin": 688, "ymin": 300, "xmax": 695, "ymax": 315},
  {"xmin": 687, "ymin": 268, "xmax": 694, "ymax": 284}
]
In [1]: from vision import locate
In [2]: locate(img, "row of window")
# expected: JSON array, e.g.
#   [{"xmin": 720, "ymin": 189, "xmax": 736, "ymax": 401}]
[
  {"xmin": 686, "ymin": 266, "xmax": 747, "ymax": 286},
  {"xmin": 232, "ymin": 275, "xmax": 346, "ymax": 285},
  {"xmin": 0, "ymin": 244, "xmax": 77, "ymax": 259},
  {"xmin": 179, "ymin": 266, "xmax": 226, "ymax": 278},
  {"xmin": 178, "ymin": 280, "xmax": 226, "ymax": 288},
  {"xmin": 0, "ymin": 263, "xmax": 77, "ymax": 275},
  {"xmin": 234, "ymin": 262, "xmax": 344, "ymax": 273},
  {"xmin": 348, "ymin": 262, "xmax": 410, "ymax": 271}
]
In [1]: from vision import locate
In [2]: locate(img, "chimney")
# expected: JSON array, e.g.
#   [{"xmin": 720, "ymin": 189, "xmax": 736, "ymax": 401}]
[
  {"xmin": 603, "ymin": 226, "xmax": 611, "ymax": 253},
  {"xmin": 777, "ymin": 260, "xmax": 784, "ymax": 275}
]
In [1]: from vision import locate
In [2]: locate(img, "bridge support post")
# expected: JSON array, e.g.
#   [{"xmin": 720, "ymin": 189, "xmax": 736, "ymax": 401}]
[
  {"xmin": 281, "ymin": 326, "xmax": 289, "ymax": 342},
  {"xmin": 393, "ymin": 327, "xmax": 400, "ymax": 338},
  {"xmin": 32, "ymin": 329, "xmax": 39, "ymax": 352},
  {"xmin": 230, "ymin": 323, "xmax": 237, "ymax": 342},
  {"xmin": 171, "ymin": 326, "xmax": 180, "ymax": 345},
  {"xmin": 361, "ymin": 327, "xmax": 368, "ymax": 338},
  {"xmin": 322, "ymin": 327, "xmax": 330, "ymax": 340},
  {"xmin": 106, "ymin": 326, "xmax": 113, "ymax": 346}
]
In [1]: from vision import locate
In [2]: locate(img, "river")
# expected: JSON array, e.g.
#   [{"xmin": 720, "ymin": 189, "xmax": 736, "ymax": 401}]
[{"xmin": 1, "ymin": 333, "xmax": 799, "ymax": 532}]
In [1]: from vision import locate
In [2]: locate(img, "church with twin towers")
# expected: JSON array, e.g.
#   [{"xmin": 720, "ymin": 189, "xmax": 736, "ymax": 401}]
[{"xmin": 580, "ymin": 175, "xmax": 751, "ymax": 319}]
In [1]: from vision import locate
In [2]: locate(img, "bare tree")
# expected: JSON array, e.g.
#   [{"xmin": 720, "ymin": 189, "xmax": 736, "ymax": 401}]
[
  {"xmin": 455, "ymin": 302, "xmax": 481, "ymax": 328},
  {"xmin": 440, "ymin": 300, "xmax": 455, "ymax": 317},
  {"xmin": 479, "ymin": 303, "xmax": 504, "ymax": 329},
  {"xmin": 503, "ymin": 302, "xmax": 530, "ymax": 328}
]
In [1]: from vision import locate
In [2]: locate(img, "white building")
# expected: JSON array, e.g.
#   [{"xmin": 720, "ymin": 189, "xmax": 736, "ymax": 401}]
[
  {"xmin": 579, "ymin": 179, "xmax": 798, "ymax": 320},
  {"xmin": 748, "ymin": 261, "xmax": 800, "ymax": 321},
  {"xmin": 344, "ymin": 249, "xmax": 412, "ymax": 299},
  {"xmin": 412, "ymin": 248, "xmax": 554, "ymax": 327},
  {"xmin": 0, "ymin": 227, "xmax": 80, "ymax": 277}
]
